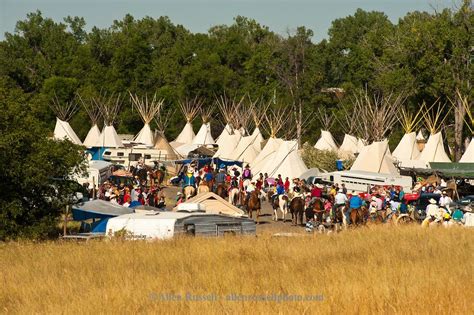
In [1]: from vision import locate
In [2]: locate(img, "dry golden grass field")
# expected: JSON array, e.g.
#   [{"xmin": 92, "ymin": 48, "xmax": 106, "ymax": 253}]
[{"xmin": 1, "ymin": 225, "xmax": 473, "ymax": 314}]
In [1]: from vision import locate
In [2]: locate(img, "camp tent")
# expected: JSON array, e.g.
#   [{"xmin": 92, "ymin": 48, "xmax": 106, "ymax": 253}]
[
  {"xmin": 351, "ymin": 140, "xmax": 398, "ymax": 175},
  {"xmin": 172, "ymin": 97, "xmax": 201, "ymax": 147},
  {"xmin": 154, "ymin": 131, "xmax": 180, "ymax": 160},
  {"xmin": 216, "ymin": 124, "xmax": 233, "ymax": 147},
  {"xmin": 175, "ymin": 192, "xmax": 245, "ymax": 217},
  {"xmin": 83, "ymin": 124, "xmax": 101, "ymax": 148},
  {"xmin": 251, "ymin": 127, "xmax": 264, "ymax": 151},
  {"xmin": 314, "ymin": 130, "xmax": 338, "ymax": 151}
]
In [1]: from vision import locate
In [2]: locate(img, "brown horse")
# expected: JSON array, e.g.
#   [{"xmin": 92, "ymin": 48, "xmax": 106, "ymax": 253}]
[
  {"xmin": 247, "ymin": 189, "xmax": 261, "ymax": 224},
  {"xmin": 289, "ymin": 197, "xmax": 305, "ymax": 226},
  {"xmin": 143, "ymin": 165, "xmax": 165, "ymax": 186},
  {"xmin": 312, "ymin": 198, "xmax": 325, "ymax": 223},
  {"xmin": 349, "ymin": 207, "xmax": 365, "ymax": 227},
  {"xmin": 216, "ymin": 184, "xmax": 228, "ymax": 199}
]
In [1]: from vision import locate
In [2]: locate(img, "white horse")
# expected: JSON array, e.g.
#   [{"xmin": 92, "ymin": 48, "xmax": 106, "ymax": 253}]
[
  {"xmin": 273, "ymin": 194, "xmax": 289, "ymax": 221},
  {"xmin": 228, "ymin": 187, "xmax": 240, "ymax": 206}
]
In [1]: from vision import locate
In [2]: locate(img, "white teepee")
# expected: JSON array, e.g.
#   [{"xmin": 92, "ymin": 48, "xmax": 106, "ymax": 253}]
[
  {"xmin": 460, "ymin": 138, "xmax": 473, "ymax": 162},
  {"xmin": 53, "ymin": 118, "xmax": 82, "ymax": 145},
  {"xmin": 230, "ymin": 135, "xmax": 259, "ymax": 163},
  {"xmin": 393, "ymin": 106, "xmax": 423, "ymax": 161},
  {"xmin": 314, "ymin": 130, "xmax": 338, "ymax": 151},
  {"xmin": 260, "ymin": 140, "xmax": 308, "ymax": 179},
  {"xmin": 83, "ymin": 124, "xmax": 101, "ymax": 148},
  {"xmin": 252, "ymin": 137, "xmax": 284, "ymax": 177},
  {"xmin": 213, "ymin": 134, "xmax": 241, "ymax": 159},
  {"xmin": 192, "ymin": 122, "xmax": 215, "ymax": 145},
  {"xmin": 50, "ymin": 96, "xmax": 82, "ymax": 145},
  {"xmin": 351, "ymin": 140, "xmax": 398, "ymax": 175},
  {"xmin": 130, "ymin": 93, "xmax": 163, "ymax": 146},
  {"xmin": 216, "ymin": 124, "xmax": 233, "ymax": 147},
  {"xmin": 172, "ymin": 97, "xmax": 201, "ymax": 147},
  {"xmin": 418, "ymin": 132, "xmax": 451, "ymax": 163},
  {"xmin": 96, "ymin": 93, "xmax": 123, "ymax": 148},
  {"xmin": 78, "ymin": 94, "xmax": 102, "ymax": 147},
  {"xmin": 251, "ymin": 127, "xmax": 264, "ymax": 151},
  {"xmin": 338, "ymin": 134, "xmax": 359, "ymax": 158}
]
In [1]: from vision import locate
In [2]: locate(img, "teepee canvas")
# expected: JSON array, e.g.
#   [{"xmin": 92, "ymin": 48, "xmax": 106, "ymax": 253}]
[
  {"xmin": 338, "ymin": 134, "xmax": 358, "ymax": 158},
  {"xmin": 213, "ymin": 134, "xmax": 241, "ymax": 159},
  {"xmin": 460, "ymin": 139, "xmax": 473, "ymax": 162},
  {"xmin": 351, "ymin": 140, "xmax": 398, "ymax": 175},
  {"xmin": 172, "ymin": 97, "xmax": 201, "ymax": 147},
  {"xmin": 130, "ymin": 93, "xmax": 163, "ymax": 146},
  {"xmin": 314, "ymin": 130, "xmax": 338, "ymax": 151},
  {"xmin": 393, "ymin": 106, "xmax": 423, "ymax": 161},
  {"xmin": 260, "ymin": 140, "xmax": 307, "ymax": 179},
  {"xmin": 96, "ymin": 93, "xmax": 123, "ymax": 148},
  {"xmin": 50, "ymin": 96, "xmax": 82, "ymax": 145}
]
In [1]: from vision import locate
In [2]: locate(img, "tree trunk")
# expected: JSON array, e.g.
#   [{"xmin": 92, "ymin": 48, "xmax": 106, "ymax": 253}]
[{"xmin": 454, "ymin": 96, "xmax": 466, "ymax": 161}]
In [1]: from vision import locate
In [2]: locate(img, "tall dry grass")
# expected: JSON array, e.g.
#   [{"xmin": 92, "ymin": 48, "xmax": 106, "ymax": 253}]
[{"xmin": 1, "ymin": 226, "xmax": 473, "ymax": 314}]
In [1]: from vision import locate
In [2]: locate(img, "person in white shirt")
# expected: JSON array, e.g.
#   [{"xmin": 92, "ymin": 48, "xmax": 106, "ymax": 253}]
[
  {"xmin": 439, "ymin": 191, "xmax": 453, "ymax": 212},
  {"xmin": 425, "ymin": 198, "xmax": 443, "ymax": 223},
  {"xmin": 334, "ymin": 189, "xmax": 348, "ymax": 206}
]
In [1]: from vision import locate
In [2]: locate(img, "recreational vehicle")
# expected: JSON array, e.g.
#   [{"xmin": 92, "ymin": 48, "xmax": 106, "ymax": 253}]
[{"xmin": 316, "ymin": 170, "xmax": 413, "ymax": 193}]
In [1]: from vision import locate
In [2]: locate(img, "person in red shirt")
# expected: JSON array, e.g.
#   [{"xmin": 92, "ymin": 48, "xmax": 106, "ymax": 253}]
[
  {"xmin": 256, "ymin": 179, "xmax": 263, "ymax": 190},
  {"xmin": 311, "ymin": 184, "xmax": 322, "ymax": 198},
  {"xmin": 123, "ymin": 187, "xmax": 131, "ymax": 205},
  {"xmin": 284, "ymin": 177, "xmax": 290, "ymax": 192}
]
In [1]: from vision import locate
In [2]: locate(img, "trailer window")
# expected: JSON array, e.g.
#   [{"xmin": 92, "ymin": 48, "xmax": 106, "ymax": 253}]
[{"xmin": 117, "ymin": 152, "xmax": 124, "ymax": 157}]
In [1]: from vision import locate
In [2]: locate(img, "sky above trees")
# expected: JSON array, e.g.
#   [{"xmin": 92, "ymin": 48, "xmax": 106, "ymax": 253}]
[{"xmin": 0, "ymin": 0, "xmax": 455, "ymax": 41}]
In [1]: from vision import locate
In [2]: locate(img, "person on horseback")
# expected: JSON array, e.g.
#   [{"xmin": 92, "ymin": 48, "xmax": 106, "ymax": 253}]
[
  {"xmin": 244, "ymin": 181, "xmax": 256, "ymax": 207},
  {"xmin": 349, "ymin": 191, "xmax": 363, "ymax": 223},
  {"xmin": 215, "ymin": 167, "xmax": 226, "ymax": 189},
  {"xmin": 242, "ymin": 164, "xmax": 252, "ymax": 180},
  {"xmin": 333, "ymin": 188, "xmax": 348, "ymax": 219},
  {"xmin": 272, "ymin": 181, "xmax": 285, "ymax": 205},
  {"xmin": 182, "ymin": 168, "xmax": 196, "ymax": 189}
]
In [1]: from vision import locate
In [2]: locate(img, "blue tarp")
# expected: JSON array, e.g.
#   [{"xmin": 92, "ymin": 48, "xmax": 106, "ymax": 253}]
[
  {"xmin": 72, "ymin": 199, "xmax": 134, "ymax": 221},
  {"xmin": 174, "ymin": 157, "xmax": 243, "ymax": 168}
]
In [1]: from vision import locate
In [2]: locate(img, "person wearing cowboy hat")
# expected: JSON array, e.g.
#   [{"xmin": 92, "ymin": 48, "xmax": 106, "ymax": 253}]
[{"xmin": 425, "ymin": 198, "xmax": 444, "ymax": 224}]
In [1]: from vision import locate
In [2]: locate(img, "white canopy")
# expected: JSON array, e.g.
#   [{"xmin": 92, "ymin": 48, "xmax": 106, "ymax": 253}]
[
  {"xmin": 192, "ymin": 123, "xmax": 215, "ymax": 145},
  {"xmin": 173, "ymin": 122, "xmax": 195, "ymax": 147},
  {"xmin": 83, "ymin": 124, "xmax": 101, "ymax": 148},
  {"xmin": 252, "ymin": 137, "xmax": 284, "ymax": 177},
  {"xmin": 314, "ymin": 130, "xmax": 338, "ymax": 151},
  {"xmin": 338, "ymin": 134, "xmax": 358, "ymax": 158},
  {"xmin": 351, "ymin": 140, "xmax": 398, "ymax": 175},
  {"xmin": 259, "ymin": 140, "xmax": 308, "ymax": 179},
  {"xmin": 53, "ymin": 118, "xmax": 82, "ymax": 145},
  {"xmin": 392, "ymin": 132, "xmax": 421, "ymax": 161},
  {"xmin": 98, "ymin": 125, "xmax": 123, "ymax": 148},
  {"xmin": 459, "ymin": 137, "xmax": 473, "ymax": 163},
  {"xmin": 418, "ymin": 132, "xmax": 451, "ymax": 163},
  {"xmin": 134, "ymin": 123, "xmax": 155, "ymax": 146}
]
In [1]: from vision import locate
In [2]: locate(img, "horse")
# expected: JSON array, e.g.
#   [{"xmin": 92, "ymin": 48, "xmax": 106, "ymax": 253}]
[
  {"xmin": 333, "ymin": 203, "xmax": 346, "ymax": 228},
  {"xmin": 312, "ymin": 198, "xmax": 325, "ymax": 224},
  {"xmin": 142, "ymin": 165, "xmax": 165, "ymax": 186},
  {"xmin": 272, "ymin": 194, "xmax": 289, "ymax": 221},
  {"xmin": 228, "ymin": 186, "xmax": 240, "ymax": 206},
  {"xmin": 247, "ymin": 189, "xmax": 261, "ymax": 224},
  {"xmin": 216, "ymin": 184, "xmax": 228, "ymax": 199},
  {"xmin": 197, "ymin": 180, "xmax": 210, "ymax": 194},
  {"xmin": 289, "ymin": 196, "xmax": 305, "ymax": 226},
  {"xmin": 349, "ymin": 207, "xmax": 365, "ymax": 227},
  {"xmin": 183, "ymin": 185, "xmax": 196, "ymax": 201}
]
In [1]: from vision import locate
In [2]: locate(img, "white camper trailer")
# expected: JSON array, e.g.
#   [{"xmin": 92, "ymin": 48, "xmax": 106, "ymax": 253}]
[{"xmin": 317, "ymin": 170, "xmax": 413, "ymax": 193}]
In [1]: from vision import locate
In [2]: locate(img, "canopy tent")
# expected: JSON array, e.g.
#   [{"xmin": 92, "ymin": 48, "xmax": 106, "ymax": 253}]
[
  {"xmin": 351, "ymin": 140, "xmax": 398, "ymax": 175},
  {"xmin": 418, "ymin": 132, "xmax": 451, "ymax": 163},
  {"xmin": 392, "ymin": 132, "xmax": 421, "ymax": 161},
  {"xmin": 53, "ymin": 118, "xmax": 82, "ymax": 145},
  {"xmin": 459, "ymin": 138, "xmax": 473, "ymax": 163},
  {"xmin": 72, "ymin": 199, "xmax": 133, "ymax": 221},
  {"xmin": 251, "ymin": 137, "xmax": 284, "ymax": 177},
  {"xmin": 259, "ymin": 140, "xmax": 308, "ymax": 179},
  {"xmin": 314, "ymin": 130, "xmax": 338, "ymax": 151},
  {"xmin": 338, "ymin": 134, "xmax": 358, "ymax": 158},
  {"xmin": 213, "ymin": 134, "xmax": 241, "ymax": 159}
]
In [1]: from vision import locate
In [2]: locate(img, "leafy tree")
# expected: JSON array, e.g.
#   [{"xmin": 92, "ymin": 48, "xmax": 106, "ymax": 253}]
[{"xmin": 0, "ymin": 80, "xmax": 86, "ymax": 240}]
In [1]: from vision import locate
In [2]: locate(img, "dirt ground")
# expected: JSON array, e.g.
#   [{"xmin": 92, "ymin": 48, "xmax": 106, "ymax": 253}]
[{"xmin": 163, "ymin": 185, "xmax": 304, "ymax": 235}]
